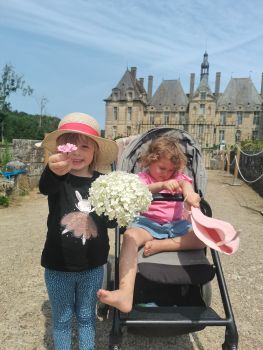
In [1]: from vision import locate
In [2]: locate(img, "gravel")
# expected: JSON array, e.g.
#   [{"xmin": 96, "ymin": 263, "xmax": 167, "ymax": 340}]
[{"xmin": 0, "ymin": 170, "xmax": 262, "ymax": 350}]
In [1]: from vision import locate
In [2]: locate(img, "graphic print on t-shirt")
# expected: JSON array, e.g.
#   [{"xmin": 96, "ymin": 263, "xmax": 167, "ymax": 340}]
[{"xmin": 61, "ymin": 191, "xmax": 97, "ymax": 245}]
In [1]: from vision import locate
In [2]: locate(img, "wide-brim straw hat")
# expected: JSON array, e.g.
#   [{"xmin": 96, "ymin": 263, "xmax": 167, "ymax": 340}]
[
  {"xmin": 191, "ymin": 207, "xmax": 240, "ymax": 255},
  {"xmin": 36, "ymin": 112, "xmax": 118, "ymax": 169}
]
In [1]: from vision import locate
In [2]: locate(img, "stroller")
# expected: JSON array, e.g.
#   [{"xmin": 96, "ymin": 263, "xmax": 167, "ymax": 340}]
[{"xmin": 102, "ymin": 127, "xmax": 238, "ymax": 350}]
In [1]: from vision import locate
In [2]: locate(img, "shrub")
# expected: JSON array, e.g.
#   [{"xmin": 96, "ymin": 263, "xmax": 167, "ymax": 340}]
[{"xmin": 0, "ymin": 195, "xmax": 9, "ymax": 207}]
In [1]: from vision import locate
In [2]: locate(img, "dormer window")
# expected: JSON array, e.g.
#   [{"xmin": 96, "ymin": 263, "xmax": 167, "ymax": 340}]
[
  {"xmin": 200, "ymin": 92, "xmax": 206, "ymax": 100},
  {"xmin": 112, "ymin": 89, "xmax": 120, "ymax": 101}
]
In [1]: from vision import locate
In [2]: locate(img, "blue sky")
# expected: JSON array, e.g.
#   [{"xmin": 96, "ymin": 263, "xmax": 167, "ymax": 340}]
[{"xmin": 1, "ymin": 0, "xmax": 263, "ymax": 128}]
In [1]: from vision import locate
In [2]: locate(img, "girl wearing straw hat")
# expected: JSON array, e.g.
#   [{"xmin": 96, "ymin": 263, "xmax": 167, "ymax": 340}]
[{"xmin": 38, "ymin": 112, "xmax": 118, "ymax": 350}]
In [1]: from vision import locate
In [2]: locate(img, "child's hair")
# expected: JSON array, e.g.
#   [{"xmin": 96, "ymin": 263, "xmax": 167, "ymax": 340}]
[
  {"xmin": 57, "ymin": 133, "xmax": 99, "ymax": 172},
  {"xmin": 140, "ymin": 136, "xmax": 187, "ymax": 172}
]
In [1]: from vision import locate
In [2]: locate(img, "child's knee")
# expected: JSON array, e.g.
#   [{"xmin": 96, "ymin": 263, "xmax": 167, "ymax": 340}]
[{"xmin": 123, "ymin": 228, "xmax": 142, "ymax": 246}]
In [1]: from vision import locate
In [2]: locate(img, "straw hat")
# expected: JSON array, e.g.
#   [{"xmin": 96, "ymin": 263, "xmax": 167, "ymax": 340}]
[
  {"xmin": 37, "ymin": 112, "xmax": 118, "ymax": 168},
  {"xmin": 191, "ymin": 207, "xmax": 240, "ymax": 255}
]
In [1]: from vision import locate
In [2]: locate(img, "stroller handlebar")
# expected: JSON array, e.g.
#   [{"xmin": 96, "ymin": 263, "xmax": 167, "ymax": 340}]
[{"xmin": 152, "ymin": 193, "xmax": 184, "ymax": 202}]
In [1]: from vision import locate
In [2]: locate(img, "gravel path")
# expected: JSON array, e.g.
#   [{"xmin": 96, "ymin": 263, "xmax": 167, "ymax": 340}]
[{"xmin": 0, "ymin": 170, "xmax": 262, "ymax": 350}]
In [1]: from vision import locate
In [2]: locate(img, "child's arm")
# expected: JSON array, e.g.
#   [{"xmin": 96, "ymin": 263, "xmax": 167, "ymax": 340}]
[
  {"xmin": 178, "ymin": 180, "xmax": 200, "ymax": 208},
  {"xmin": 39, "ymin": 153, "xmax": 72, "ymax": 195},
  {"xmin": 148, "ymin": 179, "xmax": 180, "ymax": 193}
]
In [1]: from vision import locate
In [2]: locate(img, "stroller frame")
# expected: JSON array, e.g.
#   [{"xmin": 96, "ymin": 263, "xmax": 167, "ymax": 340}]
[
  {"xmin": 106, "ymin": 128, "xmax": 238, "ymax": 350},
  {"xmin": 109, "ymin": 223, "xmax": 238, "ymax": 350}
]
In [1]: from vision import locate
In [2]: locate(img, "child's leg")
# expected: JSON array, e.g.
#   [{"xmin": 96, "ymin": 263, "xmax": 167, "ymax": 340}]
[
  {"xmin": 144, "ymin": 229, "xmax": 206, "ymax": 256},
  {"xmin": 75, "ymin": 266, "xmax": 104, "ymax": 350},
  {"xmin": 45, "ymin": 269, "xmax": 75, "ymax": 350},
  {"xmin": 97, "ymin": 227, "xmax": 152, "ymax": 313}
]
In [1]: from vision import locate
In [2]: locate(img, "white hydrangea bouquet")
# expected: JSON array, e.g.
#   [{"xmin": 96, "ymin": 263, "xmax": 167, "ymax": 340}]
[{"xmin": 89, "ymin": 171, "xmax": 152, "ymax": 227}]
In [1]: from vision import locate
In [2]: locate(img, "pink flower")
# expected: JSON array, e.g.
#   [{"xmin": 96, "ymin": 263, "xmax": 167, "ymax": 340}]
[{"xmin": 57, "ymin": 143, "xmax": 78, "ymax": 153}]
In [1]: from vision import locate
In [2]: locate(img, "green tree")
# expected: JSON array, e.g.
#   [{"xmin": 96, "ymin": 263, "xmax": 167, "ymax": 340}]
[{"xmin": 0, "ymin": 63, "xmax": 33, "ymax": 112}]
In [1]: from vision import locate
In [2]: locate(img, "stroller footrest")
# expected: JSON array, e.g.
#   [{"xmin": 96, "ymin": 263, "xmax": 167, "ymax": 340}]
[{"xmin": 120, "ymin": 306, "xmax": 229, "ymax": 327}]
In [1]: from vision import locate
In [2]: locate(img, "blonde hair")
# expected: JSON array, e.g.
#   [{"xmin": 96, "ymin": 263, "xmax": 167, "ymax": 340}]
[
  {"xmin": 56, "ymin": 133, "xmax": 99, "ymax": 172},
  {"xmin": 140, "ymin": 136, "xmax": 187, "ymax": 172}
]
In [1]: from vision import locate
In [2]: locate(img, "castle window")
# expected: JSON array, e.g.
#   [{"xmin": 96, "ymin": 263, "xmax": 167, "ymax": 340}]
[
  {"xmin": 235, "ymin": 130, "xmax": 241, "ymax": 142},
  {"xmin": 198, "ymin": 124, "xmax": 204, "ymax": 136},
  {"xmin": 127, "ymin": 107, "xmax": 132, "ymax": 121},
  {"xmin": 113, "ymin": 107, "xmax": 118, "ymax": 121},
  {"xmin": 220, "ymin": 112, "xmax": 226, "ymax": 125},
  {"xmin": 127, "ymin": 126, "xmax": 131, "ymax": 136},
  {"xmin": 236, "ymin": 112, "xmax": 243, "ymax": 125},
  {"xmin": 149, "ymin": 113, "xmax": 154, "ymax": 125},
  {"xmin": 127, "ymin": 91, "xmax": 133, "ymax": 100},
  {"xmin": 112, "ymin": 126, "xmax": 117, "ymax": 139},
  {"xmin": 200, "ymin": 92, "xmax": 206, "ymax": 100},
  {"xmin": 253, "ymin": 112, "xmax": 260, "ymax": 125},
  {"xmin": 164, "ymin": 111, "xmax": 170, "ymax": 125},
  {"xmin": 219, "ymin": 130, "xmax": 225, "ymax": 143},
  {"xmin": 200, "ymin": 104, "xmax": 205, "ymax": 114},
  {"xmin": 252, "ymin": 130, "xmax": 258, "ymax": 140},
  {"xmin": 179, "ymin": 112, "xmax": 185, "ymax": 124}
]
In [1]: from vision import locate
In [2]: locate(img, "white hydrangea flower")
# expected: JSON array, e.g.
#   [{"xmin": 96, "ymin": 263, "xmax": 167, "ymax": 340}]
[{"xmin": 89, "ymin": 171, "xmax": 153, "ymax": 227}]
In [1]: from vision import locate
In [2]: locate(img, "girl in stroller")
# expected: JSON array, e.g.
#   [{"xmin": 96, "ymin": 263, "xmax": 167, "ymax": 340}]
[{"xmin": 97, "ymin": 136, "xmax": 205, "ymax": 313}]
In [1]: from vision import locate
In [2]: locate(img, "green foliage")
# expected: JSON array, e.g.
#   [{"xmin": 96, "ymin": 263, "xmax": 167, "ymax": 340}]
[
  {"xmin": 241, "ymin": 140, "xmax": 263, "ymax": 151},
  {"xmin": 0, "ymin": 63, "xmax": 33, "ymax": 112},
  {"xmin": 0, "ymin": 140, "xmax": 12, "ymax": 167},
  {"xmin": 0, "ymin": 195, "xmax": 9, "ymax": 207},
  {"xmin": 0, "ymin": 111, "xmax": 60, "ymax": 142}
]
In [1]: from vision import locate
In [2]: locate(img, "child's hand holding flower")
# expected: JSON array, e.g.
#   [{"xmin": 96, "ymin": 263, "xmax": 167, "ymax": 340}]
[
  {"xmin": 48, "ymin": 144, "xmax": 78, "ymax": 176},
  {"xmin": 89, "ymin": 171, "xmax": 153, "ymax": 227}
]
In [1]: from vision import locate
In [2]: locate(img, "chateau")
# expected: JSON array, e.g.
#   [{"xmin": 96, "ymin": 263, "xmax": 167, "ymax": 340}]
[{"xmin": 105, "ymin": 52, "xmax": 263, "ymax": 147}]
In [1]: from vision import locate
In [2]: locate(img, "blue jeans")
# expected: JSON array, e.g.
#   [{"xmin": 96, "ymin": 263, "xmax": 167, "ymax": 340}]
[
  {"xmin": 129, "ymin": 215, "xmax": 191, "ymax": 239},
  {"xmin": 45, "ymin": 266, "xmax": 103, "ymax": 350}
]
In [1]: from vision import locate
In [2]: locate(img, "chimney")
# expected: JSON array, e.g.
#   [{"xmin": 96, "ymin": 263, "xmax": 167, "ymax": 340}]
[
  {"xmin": 215, "ymin": 72, "xmax": 221, "ymax": 96},
  {"xmin": 261, "ymin": 73, "xmax": 263, "ymax": 97},
  {"xmin": 147, "ymin": 75, "xmax": 153, "ymax": 99},
  {"xmin": 139, "ymin": 78, "xmax": 144, "ymax": 88},
  {"xmin": 130, "ymin": 67, "xmax": 137, "ymax": 80},
  {"xmin": 189, "ymin": 73, "xmax": 195, "ymax": 98}
]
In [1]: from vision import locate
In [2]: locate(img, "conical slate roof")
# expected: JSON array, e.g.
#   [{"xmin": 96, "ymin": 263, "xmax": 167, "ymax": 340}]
[
  {"xmin": 217, "ymin": 78, "xmax": 262, "ymax": 108},
  {"xmin": 149, "ymin": 80, "xmax": 188, "ymax": 107},
  {"xmin": 106, "ymin": 69, "xmax": 146, "ymax": 100}
]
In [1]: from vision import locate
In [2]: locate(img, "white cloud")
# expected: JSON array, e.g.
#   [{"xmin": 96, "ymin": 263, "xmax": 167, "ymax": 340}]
[{"xmin": 1, "ymin": 0, "xmax": 263, "ymax": 121}]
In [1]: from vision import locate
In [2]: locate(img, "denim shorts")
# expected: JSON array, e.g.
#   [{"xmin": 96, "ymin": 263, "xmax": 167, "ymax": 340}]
[{"xmin": 128, "ymin": 216, "xmax": 192, "ymax": 239}]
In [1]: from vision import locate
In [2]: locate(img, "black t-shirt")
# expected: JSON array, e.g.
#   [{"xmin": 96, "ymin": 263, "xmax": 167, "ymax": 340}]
[{"xmin": 39, "ymin": 166, "xmax": 115, "ymax": 272}]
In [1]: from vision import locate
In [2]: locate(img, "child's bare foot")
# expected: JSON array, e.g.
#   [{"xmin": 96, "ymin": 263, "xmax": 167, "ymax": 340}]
[
  {"xmin": 97, "ymin": 289, "xmax": 133, "ymax": 313},
  {"xmin": 144, "ymin": 240, "xmax": 163, "ymax": 257}
]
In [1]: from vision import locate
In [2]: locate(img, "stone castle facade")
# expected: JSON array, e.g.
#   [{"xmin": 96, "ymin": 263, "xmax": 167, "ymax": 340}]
[{"xmin": 105, "ymin": 52, "xmax": 263, "ymax": 147}]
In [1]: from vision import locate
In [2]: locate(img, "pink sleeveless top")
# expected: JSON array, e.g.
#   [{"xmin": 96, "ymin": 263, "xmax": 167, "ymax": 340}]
[{"xmin": 138, "ymin": 171, "xmax": 192, "ymax": 224}]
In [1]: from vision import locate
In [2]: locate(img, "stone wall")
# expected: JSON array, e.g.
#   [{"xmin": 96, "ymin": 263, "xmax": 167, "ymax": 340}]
[{"xmin": 12, "ymin": 139, "xmax": 45, "ymax": 189}]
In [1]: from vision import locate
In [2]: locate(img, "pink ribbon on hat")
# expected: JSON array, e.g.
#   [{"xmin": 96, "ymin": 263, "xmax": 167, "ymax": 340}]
[{"xmin": 59, "ymin": 122, "xmax": 99, "ymax": 136}]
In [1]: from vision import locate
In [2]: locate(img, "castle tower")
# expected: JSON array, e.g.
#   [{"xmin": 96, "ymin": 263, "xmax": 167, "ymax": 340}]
[{"xmin": 200, "ymin": 51, "xmax": 209, "ymax": 81}]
